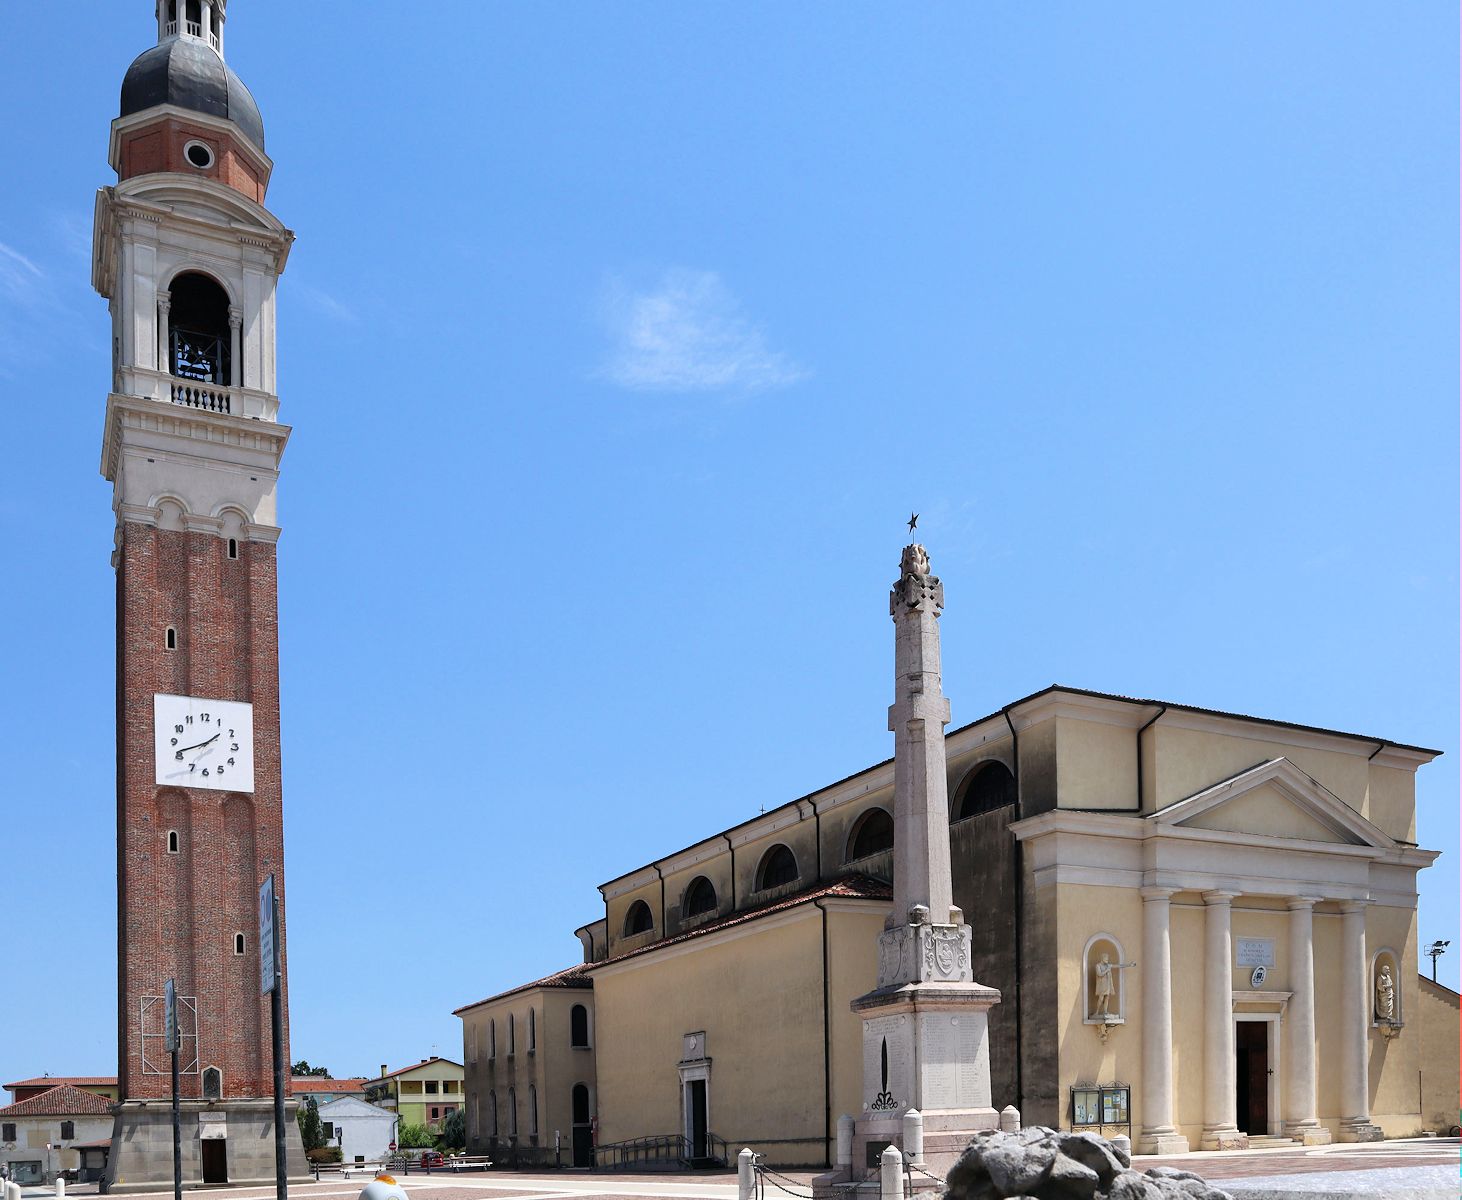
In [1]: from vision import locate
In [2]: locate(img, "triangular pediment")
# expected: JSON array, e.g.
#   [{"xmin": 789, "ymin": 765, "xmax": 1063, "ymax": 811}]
[{"xmin": 1151, "ymin": 758, "xmax": 1395, "ymax": 849}]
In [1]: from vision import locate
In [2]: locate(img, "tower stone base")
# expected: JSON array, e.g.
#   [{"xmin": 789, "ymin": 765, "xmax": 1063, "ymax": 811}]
[{"xmin": 103, "ymin": 1099, "xmax": 308, "ymax": 1193}]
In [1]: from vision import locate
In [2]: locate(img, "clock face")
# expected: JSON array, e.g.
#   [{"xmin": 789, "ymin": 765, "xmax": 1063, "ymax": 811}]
[{"xmin": 153, "ymin": 693, "xmax": 255, "ymax": 793}]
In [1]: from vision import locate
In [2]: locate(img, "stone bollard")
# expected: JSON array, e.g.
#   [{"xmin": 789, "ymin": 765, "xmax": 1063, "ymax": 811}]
[
  {"xmin": 1110, "ymin": 1134, "xmax": 1132, "ymax": 1162},
  {"xmin": 55, "ymin": 1176, "xmax": 66, "ymax": 1200},
  {"xmin": 998, "ymin": 1105, "xmax": 1020, "ymax": 1134},
  {"xmin": 902, "ymin": 1109, "xmax": 924, "ymax": 1165},
  {"xmin": 835, "ymin": 1115, "xmax": 855, "ymax": 1169},
  {"xmin": 5, "ymin": 1181, "xmax": 20, "ymax": 1200},
  {"xmin": 737, "ymin": 1148, "xmax": 755, "ymax": 1200},
  {"xmin": 880, "ymin": 1144, "xmax": 903, "ymax": 1200}
]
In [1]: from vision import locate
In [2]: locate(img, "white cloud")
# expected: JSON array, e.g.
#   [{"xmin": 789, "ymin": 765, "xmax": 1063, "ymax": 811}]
[
  {"xmin": 0, "ymin": 241, "xmax": 44, "ymax": 300},
  {"xmin": 598, "ymin": 268, "xmax": 807, "ymax": 394}
]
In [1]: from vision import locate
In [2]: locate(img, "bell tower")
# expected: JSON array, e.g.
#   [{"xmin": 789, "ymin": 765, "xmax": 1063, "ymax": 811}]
[{"xmin": 95, "ymin": 3, "xmax": 305, "ymax": 1189}]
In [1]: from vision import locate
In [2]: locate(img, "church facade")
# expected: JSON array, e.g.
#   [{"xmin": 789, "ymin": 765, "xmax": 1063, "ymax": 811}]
[{"xmin": 458, "ymin": 624, "xmax": 1446, "ymax": 1166}]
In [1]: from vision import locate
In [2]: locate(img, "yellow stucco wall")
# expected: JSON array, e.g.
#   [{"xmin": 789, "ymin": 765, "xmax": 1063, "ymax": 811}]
[
  {"xmin": 1416, "ymin": 978, "xmax": 1460, "ymax": 1134},
  {"xmin": 1055, "ymin": 718, "xmax": 1137, "ymax": 811},
  {"xmin": 593, "ymin": 901, "xmax": 886, "ymax": 1166}
]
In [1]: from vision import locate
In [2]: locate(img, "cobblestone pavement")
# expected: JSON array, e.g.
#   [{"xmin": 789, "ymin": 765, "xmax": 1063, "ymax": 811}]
[{"xmin": 1136, "ymin": 1138, "xmax": 1460, "ymax": 1181}]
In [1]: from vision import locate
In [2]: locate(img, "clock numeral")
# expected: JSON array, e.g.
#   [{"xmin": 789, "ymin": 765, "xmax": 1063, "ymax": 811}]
[
  {"xmin": 228, "ymin": 729, "xmax": 235, "ymax": 737},
  {"xmin": 227, "ymin": 758, "xmax": 235, "ymax": 766},
  {"xmin": 175, "ymin": 751, "xmax": 184, "ymax": 761},
  {"xmin": 174, "ymin": 724, "xmax": 184, "ymax": 734},
  {"xmin": 216, "ymin": 766, "xmax": 225, "ymax": 776},
  {"xmin": 231, "ymin": 743, "xmax": 239, "ymax": 751},
  {"xmin": 189, "ymin": 763, "xmax": 197, "ymax": 773},
  {"xmin": 185, "ymin": 715, "xmax": 193, "ymax": 725},
  {"xmin": 201, "ymin": 712, "xmax": 210, "ymax": 722},
  {"xmin": 201, "ymin": 768, "xmax": 209, "ymax": 777},
  {"xmin": 170, "ymin": 737, "xmax": 178, "ymax": 746}
]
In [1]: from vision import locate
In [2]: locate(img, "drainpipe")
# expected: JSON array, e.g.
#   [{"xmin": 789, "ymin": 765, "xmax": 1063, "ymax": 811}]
[
  {"xmin": 1002, "ymin": 706, "xmax": 1024, "ymax": 1114},
  {"xmin": 653, "ymin": 863, "xmax": 667, "ymax": 936},
  {"xmin": 722, "ymin": 833, "xmax": 736, "ymax": 912},
  {"xmin": 813, "ymin": 899, "xmax": 833, "ymax": 1167},
  {"xmin": 811, "ymin": 800, "xmax": 823, "ymax": 883},
  {"xmin": 1368, "ymin": 742, "xmax": 1386, "ymax": 761},
  {"xmin": 1135, "ymin": 706, "xmax": 1167, "ymax": 812}
]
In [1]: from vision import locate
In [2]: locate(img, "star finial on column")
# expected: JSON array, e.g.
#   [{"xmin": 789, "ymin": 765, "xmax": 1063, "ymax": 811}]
[{"xmin": 907, "ymin": 512, "xmax": 918, "ymax": 535}]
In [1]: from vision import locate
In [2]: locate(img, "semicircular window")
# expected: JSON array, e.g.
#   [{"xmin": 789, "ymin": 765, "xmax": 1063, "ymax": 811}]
[
  {"xmin": 956, "ymin": 761, "xmax": 1016, "ymax": 821},
  {"xmin": 623, "ymin": 899, "xmax": 654, "ymax": 936},
  {"xmin": 846, "ymin": 807, "xmax": 894, "ymax": 862},
  {"xmin": 683, "ymin": 875, "xmax": 717, "ymax": 919},
  {"xmin": 756, "ymin": 843, "xmax": 799, "ymax": 891}
]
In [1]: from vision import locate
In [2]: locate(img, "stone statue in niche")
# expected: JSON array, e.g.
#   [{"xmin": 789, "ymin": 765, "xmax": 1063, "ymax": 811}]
[
  {"xmin": 1375, "ymin": 963, "xmax": 1395, "ymax": 1022},
  {"xmin": 1092, "ymin": 952, "xmax": 1137, "ymax": 1019}
]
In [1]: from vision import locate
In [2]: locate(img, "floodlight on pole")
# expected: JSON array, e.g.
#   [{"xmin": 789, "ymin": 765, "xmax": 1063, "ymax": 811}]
[{"xmin": 1424, "ymin": 939, "xmax": 1450, "ymax": 983}]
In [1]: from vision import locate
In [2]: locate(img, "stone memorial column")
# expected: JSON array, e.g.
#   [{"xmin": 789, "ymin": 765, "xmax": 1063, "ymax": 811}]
[
  {"xmin": 1201, "ymin": 891, "xmax": 1243, "ymax": 1149},
  {"xmin": 1283, "ymin": 897, "xmax": 1327, "ymax": 1144},
  {"xmin": 1337, "ymin": 901, "xmax": 1379, "ymax": 1140},
  {"xmin": 1138, "ymin": 886, "xmax": 1188, "ymax": 1153}
]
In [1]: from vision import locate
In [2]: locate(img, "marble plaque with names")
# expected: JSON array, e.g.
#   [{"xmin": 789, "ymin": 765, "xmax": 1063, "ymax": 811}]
[
  {"xmin": 1235, "ymin": 938, "xmax": 1275, "ymax": 968},
  {"xmin": 919, "ymin": 1013, "xmax": 986, "ymax": 1110},
  {"xmin": 862, "ymin": 1013, "xmax": 911, "ymax": 1111}
]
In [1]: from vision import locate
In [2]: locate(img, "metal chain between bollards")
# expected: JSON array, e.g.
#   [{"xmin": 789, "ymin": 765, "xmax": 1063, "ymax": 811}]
[{"xmin": 754, "ymin": 1163, "xmax": 818, "ymax": 1200}]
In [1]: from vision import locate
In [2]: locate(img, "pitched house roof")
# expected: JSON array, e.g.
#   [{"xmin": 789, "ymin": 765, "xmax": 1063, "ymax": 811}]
[
  {"xmin": 0, "ymin": 1085, "xmax": 115, "ymax": 1117},
  {"xmin": 290, "ymin": 1077, "xmax": 368, "ymax": 1094},
  {"xmin": 452, "ymin": 963, "xmax": 593, "ymax": 1016},
  {"xmin": 365, "ymin": 1057, "xmax": 463, "ymax": 1085},
  {"xmin": 5, "ymin": 1076, "xmax": 116, "ymax": 1091}
]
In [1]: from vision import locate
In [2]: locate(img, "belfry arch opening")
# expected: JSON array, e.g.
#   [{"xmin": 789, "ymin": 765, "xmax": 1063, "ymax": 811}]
[{"xmin": 166, "ymin": 272, "xmax": 232, "ymax": 386}]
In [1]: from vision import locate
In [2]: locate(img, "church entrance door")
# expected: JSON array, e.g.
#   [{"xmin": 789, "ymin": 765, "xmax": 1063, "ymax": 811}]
[
  {"xmin": 200, "ymin": 1139, "xmax": 228, "ymax": 1184},
  {"xmin": 571, "ymin": 1084, "xmax": 592, "ymax": 1168},
  {"xmin": 1235, "ymin": 1021, "xmax": 1269, "ymax": 1134},
  {"xmin": 686, "ymin": 1079, "xmax": 708, "ymax": 1161}
]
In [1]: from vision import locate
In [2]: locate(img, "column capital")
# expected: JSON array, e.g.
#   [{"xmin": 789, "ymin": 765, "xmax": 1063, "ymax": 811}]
[
  {"xmin": 157, "ymin": 290, "xmax": 171, "ymax": 308},
  {"xmin": 1337, "ymin": 900, "xmax": 1369, "ymax": 915},
  {"xmin": 1140, "ymin": 885, "xmax": 1178, "ymax": 902},
  {"xmin": 1201, "ymin": 890, "xmax": 1240, "ymax": 906},
  {"xmin": 228, "ymin": 306, "xmax": 243, "ymax": 329},
  {"xmin": 1287, "ymin": 896, "xmax": 1323, "ymax": 911}
]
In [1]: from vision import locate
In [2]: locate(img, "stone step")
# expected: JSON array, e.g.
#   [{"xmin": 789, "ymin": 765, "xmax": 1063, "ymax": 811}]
[{"xmin": 1245, "ymin": 1135, "xmax": 1301, "ymax": 1149}]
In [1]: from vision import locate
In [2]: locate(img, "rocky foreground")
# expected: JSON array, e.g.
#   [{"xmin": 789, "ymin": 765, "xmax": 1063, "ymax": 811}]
[{"xmin": 945, "ymin": 1127, "xmax": 1231, "ymax": 1200}]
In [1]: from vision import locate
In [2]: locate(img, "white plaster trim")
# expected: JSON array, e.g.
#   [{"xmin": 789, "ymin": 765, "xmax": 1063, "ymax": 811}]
[
  {"xmin": 1007, "ymin": 691, "xmax": 1153, "ymax": 733},
  {"xmin": 601, "ymin": 866, "xmax": 659, "ymax": 901},
  {"xmin": 1153, "ymin": 758, "xmax": 1397, "ymax": 850}
]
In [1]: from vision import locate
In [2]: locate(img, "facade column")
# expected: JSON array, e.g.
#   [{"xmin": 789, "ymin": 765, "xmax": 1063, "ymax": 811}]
[
  {"xmin": 1283, "ymin": 898, "xmax": 1329, "ymax": 1145},
  {"xmin": 1337, "ymin": 901, "xmax": 1380, "ymax": 1140},
  {"xmin": 199, "ymin": 0, "xmax": 213, "ymax": 42},
  {"xmin": 229, "ymin": 306, "xmax": 243, "ymax": 388},
  {"xmin": 1201, "ymin": 890, "xmax": 1244, "ymax": 1149},
  {"xmin": 156, "ymin": 290, "xmax": 171, "ymax": 378},
  {"xmin": 1138, "ymin": 886, "xmax": 1188, "ymax": 1153}
]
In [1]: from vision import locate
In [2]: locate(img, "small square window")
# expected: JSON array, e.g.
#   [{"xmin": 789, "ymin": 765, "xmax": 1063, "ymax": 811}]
[
  {"xmin": 2, "ymin": 1122, "xmax": 15, "ymax": 1141},
  {"xmin": 60, "ymin": 1122, "xmax": 75, "ymax": 1140}
]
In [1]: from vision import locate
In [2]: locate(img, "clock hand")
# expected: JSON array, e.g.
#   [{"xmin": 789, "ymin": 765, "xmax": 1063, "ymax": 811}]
[{"xmin": 177, "ymin": 732, "xmax": 222, "ymax": 754}]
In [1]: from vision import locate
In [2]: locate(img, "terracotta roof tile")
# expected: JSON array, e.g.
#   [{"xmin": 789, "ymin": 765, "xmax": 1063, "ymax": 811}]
[
  {"xmin": 4, "ymin": 1076, "xmax": 116, "ymax": 1090},
  {"xmin": 452, "ymin": 963, "xmax": 592, "ymax": 1016},
  {"xmin": 290, "ymin": 1078, "xmax": 367, "ymax": 1093},
  {"xmin": 0, "ymin": 1085, "xmax": 114, "ymax": 1117},
  {"xmin": 366, "ymin": 1057, "xmax": 463, "ymax": 1083}
]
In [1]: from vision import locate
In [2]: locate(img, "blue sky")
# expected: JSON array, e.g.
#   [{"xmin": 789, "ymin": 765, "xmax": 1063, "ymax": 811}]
[{"xmin": 0, "ymin": 4, "xmax": 1456, "ymax": 1089}]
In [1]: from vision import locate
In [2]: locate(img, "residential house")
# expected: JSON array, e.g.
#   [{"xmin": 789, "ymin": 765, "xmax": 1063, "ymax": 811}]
[
  {"xmin": 362, "ymin": 1059, "xmax": 464, "ymax": 1134},
  {"xmin": 0, "ymin": 1085, "xmax": 115, "ymax": 1183}
]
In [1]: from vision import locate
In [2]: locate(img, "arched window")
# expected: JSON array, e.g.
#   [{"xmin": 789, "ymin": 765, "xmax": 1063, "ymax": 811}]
[
  {"xmin": 846, "ymin": 808, "xmax": 894, "ymax": 861},
  {"xmin": 233, "ymin": 932, "xmax": 245, "ymax": 955},
  {"xmin": 570, "ymin": 1004, "xmax": 590, "ymax": 1048},
  {"xmin": 683, "ymin": 876, "xmax": 717, "ymax": 918},
  {"xmin": 624, "ymin": 899, "xmax": 654, "ymax": 936},
  {"xmin": 755, "ymin": 843, "xmax": 799, "ymax": 891},
  {"xmin": 507, "ymin": 1086, "xmax": 518, "ymax": 1137},
  {"xmin": 528, "ymin": 1008, "xmax": 536, "ymax": 1052},
  {"xmin": 955, "ymin": 761, "xmax": 1016, "ymax": 821},
  {"xmin": 488, "ymin": 1090, "xmax": 498, "ymax": 1138},
  {"xmin": 489, "ymin": 1018, "xmax": 496, "ymax": 1060},
  {"xmin": 167, "ymin": 272, "xmax": 232, "ymax": 386},
  {"xmin": 202, "ymin": 1067, "xmax": 222, "ymax": 1100},
  {"xmin": 165, "ymin": 626, "xmax": 177, "ymax": 650},
  {"xmin": 507, "ymin": 1013, "xmax": 515, "ymax": 1055},
  {"xmin": 166, "ymin": 830, "xmax": 180, "ymax": 854},
  {"xmin": 528, "ymin": 1084, "xmax": 538, "ymax": 1138}
]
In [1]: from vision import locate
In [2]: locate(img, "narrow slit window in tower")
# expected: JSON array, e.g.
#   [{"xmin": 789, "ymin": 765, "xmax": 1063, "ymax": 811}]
[
  {"xmin": 227, "ymin": 538, "xmax": 238, "ymax": 559},
  {"xmin": 167, "ymin": 830, "xmax": 180, "ymax": 854},
  {"xmin": 165, "ymin": 626, "xmax": 177, "ymax": 650},
  {"xmin": 234, "ymin": 932, "xmax": 245, "ymax": 955}
]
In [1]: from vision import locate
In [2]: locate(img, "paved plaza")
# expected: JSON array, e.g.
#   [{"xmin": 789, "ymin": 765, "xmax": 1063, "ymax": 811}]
[{"xmin": 18, "ymin": 1139, "xmax": 1459, "ymax": 1200}]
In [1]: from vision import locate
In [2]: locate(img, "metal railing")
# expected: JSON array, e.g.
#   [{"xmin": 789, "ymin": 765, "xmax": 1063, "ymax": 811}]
[
  {"xmin": 593, "ymin": 1132, "xmax": 729, "ymax": 1171},
  {"xmin": 310, "ymin": 1154, "xmax": 494, "ymax": 1181}
]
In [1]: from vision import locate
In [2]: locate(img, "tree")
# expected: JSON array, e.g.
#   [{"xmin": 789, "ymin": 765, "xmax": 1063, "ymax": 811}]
[
  {"xmin": 441, "ymin": 1108, "xmax": 466, "ymax": 1150},
  {"xmin": 396, "ymin": 1123, "xmax": 436, "ymax": 1149},
  {"xmin": 291, "ymin": 1060, "xmax": 331, "ymax": 1078},
  {"xmin": 296, "ymin": 1096, "xmax": 325, "ymax": 1152}
]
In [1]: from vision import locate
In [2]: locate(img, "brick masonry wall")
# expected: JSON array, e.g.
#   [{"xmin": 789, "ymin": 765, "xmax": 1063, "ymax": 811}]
[
  {"xmin": 117, "ymin": 521, "xmax": 291, "ymax": 1102},
  {"xmin": 118, "ymin": 117, "xmax": 268, "ymax": 203}
]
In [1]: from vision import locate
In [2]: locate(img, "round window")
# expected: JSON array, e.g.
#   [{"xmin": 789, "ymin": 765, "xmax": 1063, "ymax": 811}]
[{"xmin": 184, "ymin": 141, "xmax": 215, "ymax": 170}]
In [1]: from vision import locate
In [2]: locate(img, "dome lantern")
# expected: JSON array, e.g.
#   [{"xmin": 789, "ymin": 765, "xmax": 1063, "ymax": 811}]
[{"xmin": 157, "ymin": 0, "xmax": 227, "ymax": 57}]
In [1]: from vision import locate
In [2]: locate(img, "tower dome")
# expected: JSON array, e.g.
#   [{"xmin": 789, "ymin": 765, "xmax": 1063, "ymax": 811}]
[
  {"xmin": 118, "ymin": 0, "xmax": 263, "ymax": 153},
  {"xmin": 120, "ymin": 38, "xmax": 264, "ymax": 151}
]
